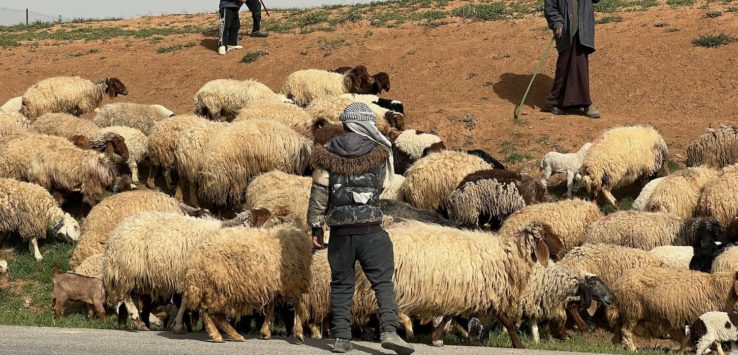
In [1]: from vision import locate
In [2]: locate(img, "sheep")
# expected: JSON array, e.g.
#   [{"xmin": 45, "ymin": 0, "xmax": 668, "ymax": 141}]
[
  {"xmin": 93, "ymin": 103, "xmax": 175, "ymax": 135},
  {"xmin": 0, "ymin": 178, "xmax": 80, "ymax": 260},
  {"xmin": 691, "ymin": 311, "xmax": 738, "ymax": 355},
  {"xmin": 648, "ymin": 246, "xmax": 693, "ymax": 270},
  {"xmin": 103, "ymin": 211, "xmax": 256, "ymax": 332},
  {"xmin": 400, "ymin": 151, "xmax": 490, "ymax": 212},
  {"xmin": 711, "ymin": 246, "xmax": 738, "ymax": 274},
  {"xmin": 98, "ymin": 126, "xmax": 148, "ymax": 184},
  {"xmin": 1, "ymin": 96, "xmax": 22, "ymax": 115},
  {"xmin": 146, "ymin": 114, "xmax": 213, "ymax": 190},
  {"xmin": 0, "ymin": 133, "xmax": 79, "ymax": 181},
  {"xmin": 21, "ymin": 76, "xmax": 128, "ymax": 120},
  {"xmin": 607, "ymin": 267, "xmax": 738, "ymax": 352},
  {"xmin": 68, "ymin": 190, "xmax": 184, "ymax": 268},
  {"xmin": 194, "ymin": 79, "xmax": 291, "ymax": 122},
  {"xmin": 698, "ymin": 164, "xmax": 738, "ymax": 233},
  {"xmin": 340, "ymin": 93, "xmax": 404, "ymax": 114},
  {"xmin": 378, "ymin": 220, "xmax": 563, "ymax": 348},
  {"xmin": 540, "ymin": 142, "xmax": 592, "ymax": 198},
  {"xmin": 585, "ymin": 211, "xmax": 726, "ymax": 250},
  {"xmin": 380, "ymin": 174, "xmax": 405, "ymax": 201},
  {"xmin": 197, "ymin": 120, "xmax": 311, "ymax": 207},
  {"xmin": 392, "ymin": 129, "xmax": 445, "ymax": 175},
  {"xmin": 305, "ymin": 95, "xmax": 404, "ymax": 135},
  {"xmin": 687, "ymin": 125, "xmax": 738, "ymax": 169},
  {"xmin": 233, "ymin": 101, "xmax": 321, "ymax": 138},
  {"xmin": 282, "ymin": 66, "xmax": 389, "ymax": 107},
  {"xmin": 499, "ymin": 199, "xmax": 603, "ymax": 256},
  {"xmin": 244, "ymin": 171, "xmax": 311, "ymax": 230},
  {"xmin": 171, "ymin": 120, "xmax": 223, "ymax": 206},
  {"xmin": 644, "ymin": 166, "xmax": 719, "ymax": 218},
  {"xmin": 447, "ymin": 169, "xmax": 547, "ymax": 230},
  {"xmin": 520, "ymin": 263, "xmax": 612, "ymax": 343},
  {"xmin": 0, "ymin": 113, "xmax": 29, "ymax": 139},
  {"xmin": 183, "ymin": 225, "xmax": 313, "ymax": 343},
  {"xmin": 74, "ymin": 253, "xmax": 104, "ymax": 279},
  {"xmin": 632, "ymin": 177, "xmax": 665, "ymax": 211},
  {"xmin": 580, "ymin": 125, "xmax": 669, "ymax": 209},
  {"xmin": 51, "ymin": 266, "xmax": 106, "ymax": 322}
]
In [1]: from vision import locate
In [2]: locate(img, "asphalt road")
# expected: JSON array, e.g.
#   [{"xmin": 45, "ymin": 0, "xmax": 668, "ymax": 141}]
[{"xmin": 0, "ymin": 325, "xmax": 591, "ymax": 355}]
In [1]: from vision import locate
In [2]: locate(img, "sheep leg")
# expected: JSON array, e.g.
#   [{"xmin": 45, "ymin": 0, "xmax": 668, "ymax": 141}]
[
  {"xmin": 29, "ymin": 237, "xmax": 43, "ymax": 261},
  {"xmin": 260, "ymin": 304, "xmax": 274, "ymax": 340},
  {"xmin": 431, "ymin": 315, "xmax": 451, "ymax": 347},
  {"xmin": 499, "ymin": 313, "xmax": 525, "ymax": 349},
  {"xmin": 620, "ymin": 322, "xmax": 638, "ymax": 352},
  {"xmin": 293, "ymin": 305, "xmax": 305, "ymax": 343},
  {"xmin": 172, "ymin": 302, "xmax": 188, "ymax": 334},
  {"xmin": 602, "ymin": 189, "xmax": 619, "ymax": 210},
  {"xmin": 540, "ymin": 166, "xmax": 552, "ymax": 188},
  {"xmin": 308, "ymin": 322, "xmax": 322, "ymax": 339},
  {"xmin": 566, "ymin": 170, "xmax": 575, "ymax": 199},
  {"xmin": 139, "ymin": 294, "xmax": 153, "ymax": 329},
  {"xmin": 568, "ymin": 305, "xmax": 590, "ymax": 332},
  {"xmin": 174, "ymin": 179, "xmax": 185, "ymax": 202},
  {"xmin": 128, "ymin": 159, "xmax": 139, "ymax": 185},
  {"xmin": 715, "ymin": 341, "xmax": 726, "ymax": 355},
  {"xmin": 201, "ymin": 311, "xmax": 224, "ymax": 343},
  {"xmin": 94, "ymin": 302, "xmax": 106, "ymax": 323},
  {"xmin": 213, "ymin": 315, "xmax": 245, "ymax": 342},
  {"xmin": 146, "ymin": 164, "xmax": 159, "ymax": 189},
  {"xmin": 529, "ymin": 320, "xmax": 540, "ymax": 343},
  {"xmin": 122, "ymin": 296, "xmax": 149, "ymax": 331},
  {"xmin": 188, "ymin": 179, "xmax": 199, "ymax": 207},
  {"xmin": 164, "ymin": 169, "xmax": 174, "ymax": 190},
  {"xmin": 399, "ymin": 313, "xmax": 414, "ymax": 338}
]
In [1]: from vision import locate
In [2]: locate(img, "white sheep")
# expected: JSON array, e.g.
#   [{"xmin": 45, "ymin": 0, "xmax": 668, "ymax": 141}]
[
  {"xmin": 98, "ymin": 126, "xmax": 148, "ymax": 185},
  {"xmin": 691, "ymin": 311, "xmax": 738, "ymax": 355},
  {"xmin": 305, "ymin": 95, "xmax": 403, "ymax": 135},
  {"xmin": 540, "ymin": 142, "xmax": 592, "ymax": 198},
  {"xmin": 392, "ymin": 129, "xmax": 445, "ymax": 175},
  {"xmin": 648, "ymin": 246, "xmax": 693, "ymax": 270},
  {"xmin": 282, "ymin": 66, "xmax": 388, "ymax": 107},
  {"xmin": 0, "ymin": 178, "xmax": 80, "ymax": 260},
  {"xmin": 194, "ymin": 79, "xmax": 291, "ymax": 122},
  {"xmin": 631, "ymin": 177, "xmax": 665, "ymax": 211},
  {"xmin": 93, "ymin": 103, "xmax": 175, "ymax": 135},
  {"xmin": 20, "ymin": 76, "xmax": 128, "ymax": 120}
]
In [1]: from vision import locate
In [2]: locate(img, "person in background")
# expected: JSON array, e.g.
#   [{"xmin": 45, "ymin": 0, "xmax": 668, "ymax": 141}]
[
  {"xmin": 245, "ymin": 0, "xmax": 269, "ymax": 38},
  {"xmin": 544, "ymin": 0, "xmax": 601, "ymax": 119},
  {"xmin": 218, "ymin": 0, "xmax": 244, "ymax": 55}
]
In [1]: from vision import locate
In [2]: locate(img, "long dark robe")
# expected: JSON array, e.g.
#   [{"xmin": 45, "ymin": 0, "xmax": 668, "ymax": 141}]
[{"xmin": 545, "ymin": 32, "xmax": 593, "ymax": 109}]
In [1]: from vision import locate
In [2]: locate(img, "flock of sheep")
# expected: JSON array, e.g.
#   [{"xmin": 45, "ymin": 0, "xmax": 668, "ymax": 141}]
[{"xmin": 1, "ymin": 64, "xmax": 738, "ymax": 354}]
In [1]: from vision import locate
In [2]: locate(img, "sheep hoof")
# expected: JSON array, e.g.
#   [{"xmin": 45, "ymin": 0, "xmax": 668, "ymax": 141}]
[
  {"xmin": 260, "ymin": 334, "xmax": 272, "ymax": 340},
  {"xmin": 229, "ymin": 335, "xmax": 246, "ymax": 342},
  {"xmin": 172, "ymin": 325, "xmax": 187, "ymax": 334},
  {"xmin": 432, "ymin": 340, "xmax": 444, "ymax": 347},
  {"xmin": 133, "ymin": 319, "xmax": 149, "ymax": 331},
  {"xmin": 311, "ymin": 334, "xmax": 322, "ymax": 340},
  {"xmin": 208, "ymin": 337, "xmax": 225, "ymax": 343},
  {"xmin": 295, "ymin": 333, "xmax": 304, "ymax": 344}
]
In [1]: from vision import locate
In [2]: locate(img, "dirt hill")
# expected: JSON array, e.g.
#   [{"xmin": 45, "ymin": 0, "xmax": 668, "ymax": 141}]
[{"xmin": 0, "ymin": 1, "xmax": 736, "ymax": 172}]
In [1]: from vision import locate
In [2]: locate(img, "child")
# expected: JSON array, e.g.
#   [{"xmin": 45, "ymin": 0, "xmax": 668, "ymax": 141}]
[{"xmin": 218, "ymin": 0, "xmax": 244, "ymax": 55}]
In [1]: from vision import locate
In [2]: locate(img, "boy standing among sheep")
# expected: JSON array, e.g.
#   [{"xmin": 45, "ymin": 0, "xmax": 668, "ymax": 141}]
[
  {"xmin": 218, "ymin": 0, "xmax": 268, "ymax": 56},
  {"xmin": 308, "ymin": 103, "xmax": 414, "ymax": 354}
]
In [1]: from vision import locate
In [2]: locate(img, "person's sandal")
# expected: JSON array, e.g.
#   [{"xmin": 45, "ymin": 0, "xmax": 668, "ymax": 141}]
[{"xmin": 585, "ymin": 105, "xmax": 601, "ymax": 119}]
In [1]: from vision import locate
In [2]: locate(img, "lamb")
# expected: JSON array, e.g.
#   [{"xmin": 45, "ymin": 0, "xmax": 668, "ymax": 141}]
[
  {"xmin": 183, "ymin": 225, "xmax": 313, "ymax": 343},
  {"xmin": 68, "ymin": 190, "xmax": 185, "ymax": 268},
  {"xmin": 580, "ymin": 125, "xmax": 669, "ymax": 209},
  {"xmin": 698, "ymin": 164, "xmax": 738, "ymax": 233},
  {"xmin": 0, "ymin": 113, "xmax": 29, "ymax": 139},
  {"xmin": 244, "ymin": 171, "xmax": 311, "ymax": 230},
  {"xmin": 103, "ymin": 211, "xmax": 258, "ymax": 331},
  {"xmin": 687, "ymin": 125, "xmax": 738, "ymax": 168},
  {"xmin": 194, "ymin": 79, "xmax": 291, "ymax": 122},
  {"xmin": 607, "ymin": 267, "xmax": 738, "ymax": 351},
  {"xmin": 379, "ymin": 221, "xmax": 563, "ymax": 348},
  {"xmin": 540, "ymin": 142, "xmax": 592, "ymax": 198},
  {"xmin": 21, "ymin": 76, "xmax": 128, "ymax": 120},
  {"xmin": 51, "ymin": 266, "xmax": 106, "ymax": 322},
  {"xmin": 585, "ymin": 211, "xmax": 726, "ymax": 250},
  {"xmin": 520, "ymin": 263, "xmax": 612, "ymax": 343},
  {"xmin": 691, "ymin": 311, "xmax": 738, "ymax": 355},
  {"xmin": 74, "ymin": 253, "xmax": 104, "ymax": 279},
  {"xmin": 0, "ymin": 96, "xmax": 22, "ymax": 115},
  {"xmin": 400, "ymin": 151, "xmax": 490, "ymax": 212},
  {"xmin": 282, "ymin": 66, "xmax": 389, "ymax": 107},
  {"xmin": 392, "ymin": 129, "xmax": 445, "ymax": 175},
  {"xmin": 305, "ymin": 95, "xmax": 404, "ymax": 135},
  {"xmin": 197, "ymin": 120, "xmax": 312, "ymax": 207},
  {"xmin": 146, "ymin": 114, "xmax": 213, "ymax": 190},
  {"xmin": 644, "ymin": 166, "xmax": 719, "ymax": 218},
  {"xmin": 171, "ymin": 120, "xmax": 223, "ymax": 206},
  {"xmin": 447, "ymin": 169, "xmax": 547, "ymax": 230},
  {"xmin": 98, "ymin": 126, "xmax": 148, "ymax": 184},
  {"xmin": 632, "ymin": 177, "xmax": 665, "ymax": 211},
  {"xmin": 94, "ymin": 103, "xmax": 175, "ymax": 135},
  {"xmin": 0, "ymin": 178, "xmax": 80, "ymax": 260},
  {"xmin": 499, "ymin": 199, "xmax": 603, "ymax": 256}
]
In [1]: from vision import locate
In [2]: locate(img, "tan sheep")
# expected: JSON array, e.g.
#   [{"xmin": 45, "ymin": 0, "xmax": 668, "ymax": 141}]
[
  {"xmin": 94, "ymin": 103, "xmax": 175, "ymax": 135},
  {"xmin": 585, "ymin": 211, "xmax": 725, "ymax": 250},
  {"xmin": 649, "ymin": 246, "xmax": 693, "ymax": 270},
  {"xmin": 183, "ymin": 225, "xmax": 313, "ymax": 343},
  {"xmin": 68, "ymin": 190, "xmax": 183, "ymax": 268},
  {"xmin": 74, "ymin": 253, "xmax": 104, "ymax": 279},
  {"xmin": 21, "ymin": 76, "xmax": 127, "ymax": 119},
  {"xmin": 233, "ymin": 101, "xmax": 321, "ymax": 138},
  {"xmin": 698, "ymin": 164, "xmax": 738, "ymax": 231},
  {"xmin": 687, "ymin": 125, "xmax": 738, "ymax": 168},
  {"xmin": 98, "ymin": 126, "xmax": 148, "ymax": 184},
  {"xmin": 172, "ymin": 120, "xmax": 223, "ymax": 206},
  {"xmin": 499, "ymin": 199, "xmax": 603, "ymax": 256},
  {"xmin": 197, "ymin": 120, "xmax": 311, "ymax": 207},
  {"xmin": 631, "ymin": 177, "xmax": 665, "ymax": 211},
  {"xmin": 581, "ymin": 125, "xmax": 669, "ymax": 209},
  {"xmin": 644, "ymin": 166, "xmax": 719, "ymax": 218},
  {"xmin": 244, "ymin": 171, "xmax": 311, "ymax": 230},
  {"xmin": 194, "ymin": 79, "xmax": 290, "ymax": 122},
  {"xmin": 711, "ymin": 246, "xmax": 738, "ymax": 273},
  {"xmin": 0, "ymin": 178, "xmax": 80, "ymax": 260},
  {"xmin": 401, "ymin": 151, "xmax": 490, "ymax": 212},
  {"xmin": 304, "ymin": 95, "xmax": 401, "ymax": 135},
  {"xmin": 0, "ymin": 113, "xmax": 29, "ymax": 139},
  {"xmin": 607, "ymin": 268, "xmax": 738, "ymax": 351},
  {"xmin": 281, "ymin": 66, "xmax": 386, "ymax": 107}
]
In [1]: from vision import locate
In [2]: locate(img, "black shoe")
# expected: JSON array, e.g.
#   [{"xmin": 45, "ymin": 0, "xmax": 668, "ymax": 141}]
[
  {"xmin": 332, "ymin": 338, "xmax": 353, "ymax": 353},
  {"xmin": 381, "ymin": 332, "xmax": 415, "ymax": 355},
  {"xmin": 550, "ymin": 106, "xmax": 566, "ymax": 115},
  {"xmin": 250, "ymin": 30, "xmax": 269, "ymax": 38}
]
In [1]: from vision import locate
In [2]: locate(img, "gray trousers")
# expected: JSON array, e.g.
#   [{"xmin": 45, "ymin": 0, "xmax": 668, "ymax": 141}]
[{"xmin": 328, "ymin": 230, "xmax": 399, "ymax": 340}]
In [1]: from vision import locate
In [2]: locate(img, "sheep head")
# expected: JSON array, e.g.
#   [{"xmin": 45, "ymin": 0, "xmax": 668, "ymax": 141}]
[
  {"xmin": 576, "ymin": 275, "xmax": 613, "ymax": 316},
  {"xmin": 344, "ymin": 66, "xmax": 375, "ymax": 95},
  {"xmin": 101, "ymin": 132, "xmax": 129, "ymax": 161},
  {"xmin": 57, "ymin": 213, "xmax": 81, "ymax": 243},
  {"xmin": 372, "ymin": 72, "xmax": 391, "ymax": 93},
  {"xmin": 692, "ymin": 218, "xmax": 728, "ymax": 247},
  {"xmin": 103, "ymin": 78, "xmax": 128, "ymax": 98},
  {"xmin": 70, "ymin": 134, "xmax": 92, "ymax": 150},
  {"xmin": 383, "ymin": 111, "xmax": 405, "ymax": 130},
  {"xmin": 519, "ymin": 221, "xmax": 564, "ymax": 267},
  {"xmin": 312, "ymin": 119, "xmax": 345, "ymax": 146}
]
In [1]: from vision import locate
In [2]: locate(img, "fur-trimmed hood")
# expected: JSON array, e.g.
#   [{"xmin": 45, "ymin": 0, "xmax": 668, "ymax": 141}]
[{"xmin": 311, "ymin": 143, "xmax": 389, "ymax": 176}]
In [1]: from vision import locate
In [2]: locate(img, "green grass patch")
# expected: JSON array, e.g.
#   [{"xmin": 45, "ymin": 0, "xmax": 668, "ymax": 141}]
[
  {"xmin": 318, "ymin": 38, "xmax": 348, "ymax": 51},
  {"xmin": 705, "ymin": 10, "xmax": 722, "ymax": 17},
  {"xmin": 451, "ymin": 3, "xmax": 509, "ymax": 21},
  {"xmin": 728, "ymin": 6, "xmax": 738, "ymax": 11},
  {"xmin": 595, "ymin": 0, "xmax": 657, "ymax": 12},
  {"xmin": 667, "ymin": 0, "xmax": 695, "ymax": 7},
  {"xmin": 157, "ymin": 44, "xmax": 183, "ymax": 54},
  {"xmin": 692, "ymin": 33, "xmax": 738, "ymax": 47},
  {"xmin": 500, "ymin": 141, "xmax": 532, "ymax": 164},
  {"xmin": 241, "ymin": 50, "xmax": 269, "ymax": 63},
  {"xmin": 596, "ymin": 15, "xmax": 624, "ymax": 24}
]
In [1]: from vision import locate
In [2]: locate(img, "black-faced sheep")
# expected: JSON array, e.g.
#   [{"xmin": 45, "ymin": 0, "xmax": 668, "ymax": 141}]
[
  {"xmin": 540, "ymin": 143, "xmax": 592, "ymax": 198},
  {"xmin": 466, "ymin": 149, "xmax": 506, "ymax": 170},
  {"xmin": 687, "ymin": 125, "xmax": 738, "ymax": 169},
  {"xmin": 21, "ymin": 76, "xmax": 128, "ymax": 120},
  {"xmin": 282, "ymin": 66, "xmax": 389, "ymax": 107},
  {"xmin": 447, "ymin": 169, "xmax": 546, "ymax": 230},
  {"xmin": 194, "ymin": 79, "xmax": 291, "ymax": 122},
  {"xmin": 93, "ymin": 103, "xmax": 175, "ymax": 135},
  {"xmin": 580, "ymin": 125, "xmax": 669, "ymax": 209}
]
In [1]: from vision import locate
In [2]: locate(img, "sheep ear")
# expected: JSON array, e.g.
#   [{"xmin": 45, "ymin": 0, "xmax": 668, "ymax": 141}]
[
  {"xmin": 539, "ymin": 223, "xmax": 564, "ymax": 259},
  {"xmin": 248, "ymin": 208, "xmax": 272, "ymax": 228},
  {"xmin": 533, "ymin": 239, "xmax": 550, "ymax": 267},
  {"xmin": 70, "ymin": 135, "xmax": 91, "ymax": 149}
]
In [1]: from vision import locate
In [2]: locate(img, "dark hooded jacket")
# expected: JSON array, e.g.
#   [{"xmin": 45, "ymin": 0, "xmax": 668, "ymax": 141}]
[
  {"xmin": 220, "ymin": 0, "xmax": 244, "ymax": 9},
  {"xmin": 307, "ymin": 132, "xmax": 388, "ymax": 237},
  {"xmin": 544, "ymin": 0, "xmax": 599, "ymax": 53}
]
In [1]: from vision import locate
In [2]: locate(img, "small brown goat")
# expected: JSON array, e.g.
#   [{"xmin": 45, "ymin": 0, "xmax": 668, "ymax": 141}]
[{"xmin": 51, "ymin": 266, "xmax": 106, "ymax": 322}]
